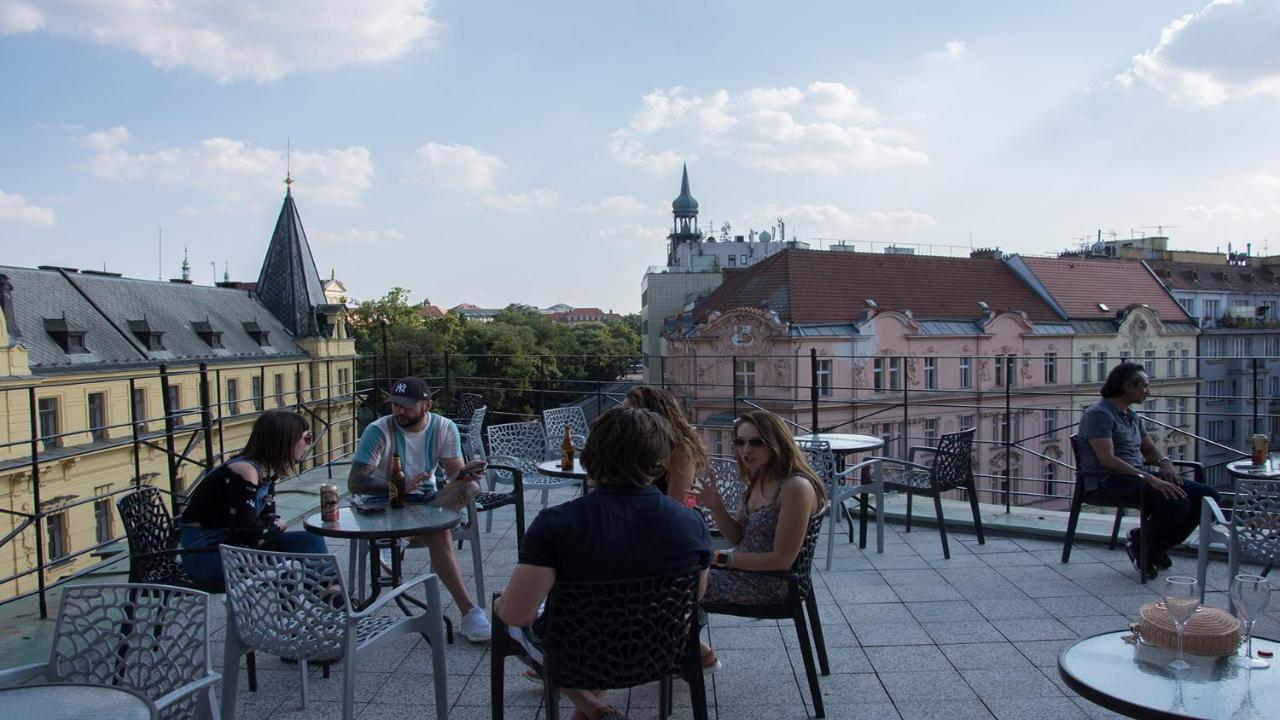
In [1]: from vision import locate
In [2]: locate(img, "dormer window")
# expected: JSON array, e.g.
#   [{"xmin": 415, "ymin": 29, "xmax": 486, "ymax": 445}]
[
  {"xmin": 44, "ymin": 317, "xmax": 89, "ymax": 354},
  {"xmin": 128, "ymin": 318, "xmax": 165, "ymax": 351},
  {"xmin": 242, "ymin": 320, "xmax": 270, "ymax": 346},
  {"xmin": 191, "ymin": 320, "xmax": 224, "ymax": 349}
]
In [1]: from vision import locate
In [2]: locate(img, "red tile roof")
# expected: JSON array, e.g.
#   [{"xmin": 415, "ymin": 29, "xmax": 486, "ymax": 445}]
[
  {"xmin": 1145, "ymin": 259, "xmax": 1280, "ymax": 292},
  {"xmin": 1016, "ymin": 257, "xmax": 1191, "ymax": 321},
  {"xmin": 691, "ymin": 250, "xmax": 1064, "ymax": 324}
]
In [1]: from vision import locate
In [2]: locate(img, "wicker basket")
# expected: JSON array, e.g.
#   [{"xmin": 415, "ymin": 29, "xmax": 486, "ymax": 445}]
[{"xmin": 1135, "ymin": 601, "xmax": 1241, "ymax": 657}]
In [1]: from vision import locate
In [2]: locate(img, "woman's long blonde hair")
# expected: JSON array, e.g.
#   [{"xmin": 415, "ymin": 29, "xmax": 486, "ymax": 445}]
[
  {"xmin": 624, "ymin": 385, "xmax": 708, "ymax": 476},
  {"xmin": 733, "ymin": 410, "xmax": 828, "ymax": 510}
]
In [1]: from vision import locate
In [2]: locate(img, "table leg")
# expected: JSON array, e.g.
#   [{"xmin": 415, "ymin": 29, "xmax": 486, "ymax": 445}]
[{"xmin": 388, "ymin": 544, "xmax": 455, "ymax": 644}]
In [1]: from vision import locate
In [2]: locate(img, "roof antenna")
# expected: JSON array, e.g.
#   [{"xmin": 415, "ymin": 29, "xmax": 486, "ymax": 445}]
[{"xmin": 284, "ymin": 137, "xmax": 293, "ymax": 193}]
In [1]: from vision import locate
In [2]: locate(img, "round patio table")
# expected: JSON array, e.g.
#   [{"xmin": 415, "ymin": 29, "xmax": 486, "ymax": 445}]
[
  {"xmin": 1059, "ymin": 630, "xmax": 1279, "ymax": 719},
  {"xmin": 1226, "ymin": 456, "xmax": 1280, "ymax": 483},
  {"xmin": 536, "ymin": 458, "xmax": 591, "ymax": 496},
  {"xmin": 305, "ymin": 504, "xmax": 461, "ymax": 613},
  {"xmin": 0, "ymin": 683, "xmax": 156, "ymax": 720},
  {"xmin": 794, "ymin": 433, "xmax": 885, "ymax": 549}
]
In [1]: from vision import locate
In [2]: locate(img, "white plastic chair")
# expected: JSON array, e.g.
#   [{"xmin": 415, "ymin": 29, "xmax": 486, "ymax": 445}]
[
  {"xmin": 0, "ymin": 583, "xmax": 220, "ymax": 720},
  {"xmin": 487, "ymin": 420, "xmax": 580, "ymax": 508},
  {"xmin": 219, "ymin": 546, "xmax": 448, "ymax": 720},
  {"xmin": 542, "ymin": 405, "xmax": 589, "ymax": 453},
  {"xmin": 1196, "ymin": 478, "xmax": 1280, "ymax": 607}
]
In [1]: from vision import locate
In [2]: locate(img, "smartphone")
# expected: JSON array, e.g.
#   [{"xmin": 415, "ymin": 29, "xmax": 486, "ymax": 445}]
[{"xmin": 352, "ymin": 502, "xmax": 386, "ymax": 515}]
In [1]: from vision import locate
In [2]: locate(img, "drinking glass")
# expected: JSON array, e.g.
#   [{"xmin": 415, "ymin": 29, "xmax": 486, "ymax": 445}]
[
  {"xmin": 1229, "ymin": 574, "xmax": 1272, "ymax": 669},
  {"xmin": 1162, "ymin": 576, "xmax": 1199, "ymax": 670}
]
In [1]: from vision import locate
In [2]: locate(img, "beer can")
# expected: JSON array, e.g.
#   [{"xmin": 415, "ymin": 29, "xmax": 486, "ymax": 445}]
[
  {"xmin": 320, "ymin": 483, "xmax": 340, "ymax": 522},
  {"xmin": 1251, "ymin": 434, "xmax": 1269, "ymax": 466}
]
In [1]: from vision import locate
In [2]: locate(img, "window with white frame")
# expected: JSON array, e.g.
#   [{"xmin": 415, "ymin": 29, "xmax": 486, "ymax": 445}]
[
  {"xmin": 734, "ymin": 360, "xmax": 755, "ymax": 398},
  {"xmin": 1043, "ymin": 409, "xmax": 1056, "ymax": 438},
  {"xmin": 1081, "ymin": 352, "xmax": 1092, "ymax": 382},
  {"xmin": 226, "ymin": 378, "xmax": 240, "ymax": 415},
  {"xmin": 46, "ymin": 511, "xmax": 68, "ymax": 561},
  {"xmin": 959, "ymin": 357, "xmax": 972, "ymax": 389},
  {"xmin": 38, "ymin": 397, "xmax": 60, "ymax": 448},
  {"xmin": 88, "ymin": 392, "xmax": 108, "ymax": 441},
  {"xmin": 1144, "ymin": 350, "xmax": 1156, "ymax": 377},
  {"xmin": 1166, "ymin": 352, "xmax": 1176, "ymax": 378},
  {"xmin": 1207, "ymin": 419, "xmax": 1223, "ymax": 439},
  {"xmin": 924, "ymin": 357, "xmax": 937, "ymax": 390},
  {"xmin": 923, "ymin": 418, "xmax": 937, "ymax": 445},
  {"xmin": 1177, "ymin": 296, "xmax": 1195, "ymax": 316},
  {"xmin": 1179, "ymin": 398, "xmax": 1189, "ymax": 428},
  {"xmin": 1204, "ymin": 379, "xmax": 1225, "ymax": 398},
  {"xmin": 1042, "ymin": 463, "xmax": 1057, "ymax": 498},
  {"xmin": 713, "ymin": 430, "xmax": 724, "ymax": 456},
  {"xmin": 888, "ymin": 357, "xmax": 901, "ymax": 391},
  {"xmin": 131, "ymin": 388, "xmax": 147, "ymax": 430},
  {"xmin": 815, "ymin": 359, "xmax": 832, "ymax": 397},
  {"xmin": 94, "ymin": 484, "xmax": 113, "ymax": 544},
  {"xmin": 1096, "ymin": 352, "xmax": 1108, "ymax": 381},
  {"xmin": 959, "ymin": 415, "xmax": 974, "ymax": 431},
  {"xmin": 1203, "ymin": 298, "xmax": 1221, "ymax": 322},
  {"xmin": 873, "ymin": 359, "xmax": 884, "ymax": 391},
  {"xmin": 1232, "ymin": 337, "xmax": 1252, "ymax": 357},
  {"xmin": 1181, "ymin": 349, "xmax": 1190, "ymax": 376},
  {"xmin": 1044, "ymin": 353, "xmax": 1057, "ymax": 384}
]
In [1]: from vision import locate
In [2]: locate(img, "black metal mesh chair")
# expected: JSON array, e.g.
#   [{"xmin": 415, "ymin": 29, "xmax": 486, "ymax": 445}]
[
  {"xmin": 880, "ymin": 428, "xmax": 983, "ymax": 559},
  {"xmin": 491, "ymin": 569, "xmax": 708, "ymax": 720},
  {"xmin": 702, "ymin": 514, "xmax": 829, "ymax": 718},
  {"xmin": 116, "ymin": 486, "xmax": 259, "ymax": 690},
  {"xmin": 454, "ymin": 392, "xmax": 485, "ymax": 426}
]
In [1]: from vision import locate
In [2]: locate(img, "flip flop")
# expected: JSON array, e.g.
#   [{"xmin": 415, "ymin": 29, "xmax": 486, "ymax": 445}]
[{"xmin": 702, "ymin": 647, "xmax": 722, "ymax": 674}]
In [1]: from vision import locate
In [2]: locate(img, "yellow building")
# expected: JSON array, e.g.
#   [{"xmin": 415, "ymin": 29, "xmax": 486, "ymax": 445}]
[{"xmin": 0, "ymin": 186, "xmax": 356, "ymax": 601}]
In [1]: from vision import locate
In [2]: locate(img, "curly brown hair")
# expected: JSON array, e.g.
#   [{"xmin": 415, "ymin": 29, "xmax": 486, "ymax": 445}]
[
  {"xmin": 624, "ymin": 385, "xmax": 708, "ymax": 475},
  {"xmin": 733, "ymin": 410, "xmax": 828, "ymax": 510}
]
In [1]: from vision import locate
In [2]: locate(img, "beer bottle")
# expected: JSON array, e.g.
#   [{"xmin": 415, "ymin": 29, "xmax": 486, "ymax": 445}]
[
  {"xmin": 389, "ymin": 452, "xmax": 407, "ymax": 507},
  {"xmin": 560, "ymin": 424, "xmax": 574, "ymax": 471}
]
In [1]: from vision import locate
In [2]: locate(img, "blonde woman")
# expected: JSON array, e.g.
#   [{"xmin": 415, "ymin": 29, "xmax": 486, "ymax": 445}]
[
  {"xmin": 623, "ymin": 385, "xmax": 708, "ymax": 502},
  {"xmin": 697, "ymin": 410, "xmax": 828, "ymax": 667}
]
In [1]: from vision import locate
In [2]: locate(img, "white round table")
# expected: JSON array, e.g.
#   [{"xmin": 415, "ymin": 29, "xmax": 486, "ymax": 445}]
[{"xmin": 793, "ymin": 433, "xmax": 885, "ymax": 454}]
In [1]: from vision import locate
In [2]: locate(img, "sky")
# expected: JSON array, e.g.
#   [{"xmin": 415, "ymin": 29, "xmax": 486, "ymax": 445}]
[{"xmin": 2, "ymin": 1, "xmax": 1279, "ymax": 315}]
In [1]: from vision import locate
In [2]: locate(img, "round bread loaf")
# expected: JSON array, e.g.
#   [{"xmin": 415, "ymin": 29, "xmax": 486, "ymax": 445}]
[{"xmin": 1136, "ymin": 601, "xmax": 1241, "ymax": 657}]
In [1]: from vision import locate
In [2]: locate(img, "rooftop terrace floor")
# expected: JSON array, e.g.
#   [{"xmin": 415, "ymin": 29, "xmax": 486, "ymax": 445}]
[{"xmin": 3, "ymin": 474, "xmax": 1276, "ymax": 720}]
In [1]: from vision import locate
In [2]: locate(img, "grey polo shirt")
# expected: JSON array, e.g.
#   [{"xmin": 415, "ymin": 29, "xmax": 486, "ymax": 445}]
[{"xmin": 1079, "ymin": 399, "xmax": 1148, "ymax": 491}]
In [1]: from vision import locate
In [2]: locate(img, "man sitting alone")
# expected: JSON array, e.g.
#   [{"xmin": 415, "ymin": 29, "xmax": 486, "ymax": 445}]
[{"xmin": 347, "ymin": 377, "xmax": 490, "ymax": 641}]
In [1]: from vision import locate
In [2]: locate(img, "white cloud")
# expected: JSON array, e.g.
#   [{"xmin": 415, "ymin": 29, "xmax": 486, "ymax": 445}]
[
  {"xmin": 1113, "ymin": 0, "xmax": 1280, "ymax": 105},
  {"xmin": 1249, "ymin": 173, "xmax": 1280, "ymax": 192},
  {"xmin": 925, "ymin": 40, "xmax": 967, "ymax": 61},
  {"xmin": 596, "ymin": 224, "xmax": 666, "ymax": 246},
  {"xmin": 610, "ymin": 83, "xmax": 927, "ymax": 174},
  {"xmin": 0, "ymin": 0, "xmax": 436, "ymax": 83},
  {"xmin": 0, "ymin": 190, "xmax": 56, "ymax": 225},
  {"xmin": 404, "ymin": 143, "xmax": 505, "ymax": 191},
  {"xmin": 481, "ymin": 189, "xmax": 558, "ymax": 211},
  {"xmin": 1178, "ymin": 200, "xmax": 1272, "ymax": 222},
  {"xmin": 581, "ymin": 195, "xmax": 651, "ymax": 214},
  {"xmin": 314, "ymin": 227, "xmax": 406, "ymax": 244},
  {"xmin": 77, "ymin": 126, "xmax": 374, "ymax": 208},
  {"xmin": 743, "ymin": 204, "xmax": 936, "ymax": 235}
]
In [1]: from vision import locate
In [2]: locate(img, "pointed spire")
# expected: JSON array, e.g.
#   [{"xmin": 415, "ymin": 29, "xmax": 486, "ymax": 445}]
[
  {"xmin": 180, "ymin": 245, "xmax": 190, "ymax": 281},
  {"xmin": 256, "ymin": 187, "xmax": 327, "ymax": 337},
  {"xmin": 672, "ymin": 163, "xmax": 698, "ymax": 216}
]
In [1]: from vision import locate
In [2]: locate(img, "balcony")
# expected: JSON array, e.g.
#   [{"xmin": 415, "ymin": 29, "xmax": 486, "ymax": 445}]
[{"xmin": 0, "ymin": 355, "xmax": 1275, "ymax": 719}]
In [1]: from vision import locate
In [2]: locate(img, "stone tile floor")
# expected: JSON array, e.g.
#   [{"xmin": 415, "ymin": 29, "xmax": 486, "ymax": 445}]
[{"xmin": 201, "ymin": 486, "xmax": 1279, "ymax": 720}]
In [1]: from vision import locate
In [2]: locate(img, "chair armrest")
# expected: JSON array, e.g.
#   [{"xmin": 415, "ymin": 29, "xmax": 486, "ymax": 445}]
[
  {"xmin": 870, "ymin": 456, "xmax": 933, "ymax": 473},
  {"xmin": 908, "ymin": 445, "xmax": 938, "ymax": 463},
  {"xmin": 1170, "ymin": 460, "xmax": 1204, "ymax": 483},
  {"xmin": 0, "ymin": 663, "xmax": 46, "ymax": 686},
  {"xmin": 712, "ymin": 566, "xmax": 791, "ymax": 581},
  {"xmin": 136, "ymin": 545, "xmax": 220, "ymax": 562},
  {"xmin": 834, "ymin": 458, "xmax": 885, "ymax": 481},
  {"xmin": 1201, "ymin": 496, "xmax": 1229, "ymax": 527},
  {"xmin": 352, "ymin": 571, "xmax": 440, "ymax": 619},
  {"xmin": 153, "ymin": 671, "xmax": 221, "ymax": 711},
  {"xmin": 487, "ymin": 456, "xmax": 520, "ymax": 470}
]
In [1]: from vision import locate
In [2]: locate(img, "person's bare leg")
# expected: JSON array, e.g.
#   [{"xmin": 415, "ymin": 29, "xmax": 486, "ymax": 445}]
[{"xmin": 561, "ymin": 688, "xmax": 608, "ymax": 718}]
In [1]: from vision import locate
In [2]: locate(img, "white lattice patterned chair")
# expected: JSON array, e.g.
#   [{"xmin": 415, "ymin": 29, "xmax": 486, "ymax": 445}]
[
  {"xmin": 219, "ymin": 546, "xmax": 448, "ymax": 720},
  {"xmin": 1197, "ymin": 478, "xmax": 1280, "ymax": 607},
  {"xmin": 487, "ymin": 420, "xmax": 580, "ymax": 508}
]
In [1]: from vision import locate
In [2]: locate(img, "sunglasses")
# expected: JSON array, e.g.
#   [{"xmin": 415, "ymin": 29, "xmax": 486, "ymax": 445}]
[{"xmin": 732, "ymin": 437, "xmax": 767, "ymax": 448}]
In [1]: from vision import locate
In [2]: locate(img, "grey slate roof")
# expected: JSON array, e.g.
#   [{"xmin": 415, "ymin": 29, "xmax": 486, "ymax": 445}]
[
  {"xmin": 0, "ymin": 265, "xmax": 306, "ymax": 374},
  {"xmin": 255, "ymin": 188, "xmax": 328, "ymax": 338},
  {"xmin": 789, "ymin": 323, "xmax": 861, "ymax": 337},
  {"xmin": 916, "ymin": 320, "xmax": 983, "ymax": 335}
]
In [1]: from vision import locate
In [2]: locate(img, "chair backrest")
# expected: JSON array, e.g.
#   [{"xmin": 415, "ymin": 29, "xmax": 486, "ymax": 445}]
[
  {"xmin": 543, "ymin": 569, "xmax": 701, "ymax": 690},
  {"xmin": 795, "ymin": 439, "xmax": 836, "ymax": 482},
  {"xmin": 50, "ymin": 583, "xmax": 211, "ymax": 720},
  {"xmin": 1069, "ymin": 434, "xmax": 1086, "ymax": 487},
  {"xmin": 464, "ymin": 406, "xmax": 488, "ymax": 461},
  {"xmin": 791, "ymin": 513, "xmax": 825, "ymax": 599},
  {"xmin": 542, "ymin": 406, "xmax": 589, "ymax": 452},
  {"xmin": 487, "ymin": 421, "xmax": 548, "ymax": 473},
  {"xmin": 931, "ymin": 428, "xmax": 976, "ymax": 492},
  {"xmin": 1231, "ymin": 479, "xmax": 1280, "ymax": 565},
  {"xmin": 455, "ymin": 392, "xmax": 484, "ymax": 425},
  {"xmin": 219, "ymin": 546, "xmax": 349, "ymax": 661},
  {"xmin": 708, "ymin": 456, "xmax": 745, "ymax": 517},
  {"xmin": 116, "ymin": 486, "xmax": 188, "ymax": 585}
]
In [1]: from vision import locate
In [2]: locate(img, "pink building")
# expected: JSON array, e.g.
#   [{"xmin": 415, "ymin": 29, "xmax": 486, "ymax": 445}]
[{"xmin": 662, "ymin": 249, "xmax": 1080, "ymax": 508}]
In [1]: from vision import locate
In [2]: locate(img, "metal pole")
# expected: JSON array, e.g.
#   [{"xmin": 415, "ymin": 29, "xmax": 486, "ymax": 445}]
[
  {"xmin": 660, "ymin": 355, "xmax": 667, "ymax": 390},
  {"xmin": 810, "ymin": 348, "xmax": 819, "ymax": 434},
  {"xmin": 902, "ymin": 362, "xmax": 909, "ymax": 458},
  {"xmin": 326, "ymin": 358, "xmax": 334, "ymax": 478},
  {"xmin": 732, "ymin": 355, "xmax": 739, "ymax": 421},
  {"xmin": 129, "ymin": 378, "xmax": 143, "ymax": 486},
  {"xmin": 1004, "ymin": 371, "xmax": 1013, "ymax": 514},
  {"xmin": 214, "ymin": 369, "xmax": 225, "ymax": 462},
  {"xmin": 28, "ymin": 386, "xmax": 48, "ymax": 619},
  {"xmin": 159, "ymin": 365, "xmax": 180, "ymax": 515},
  {"xmin": 1252, "ymin": 357, "xmax": 1260, "ymax": 434},
  {"xmin": 198, "ymin": 363, "xmax": 214, "ymax": 472}
]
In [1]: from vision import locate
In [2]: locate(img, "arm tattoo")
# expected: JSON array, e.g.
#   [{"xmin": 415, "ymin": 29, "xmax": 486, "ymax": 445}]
[{"xmin": 347, "ymin": 461, "xmax": 384, "ymax": 495}]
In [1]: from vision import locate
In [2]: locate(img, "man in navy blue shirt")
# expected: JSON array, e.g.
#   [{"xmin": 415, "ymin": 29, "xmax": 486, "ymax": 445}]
[
  {"xmin": 1080, "ymin": 362, "xmax": 1218, "ymax": 578},
  {"xmin": 495, "ymin": 406, "xmax": 711, "ymax": 720}
]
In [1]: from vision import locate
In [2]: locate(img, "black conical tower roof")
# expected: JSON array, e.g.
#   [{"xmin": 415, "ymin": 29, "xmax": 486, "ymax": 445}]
[
  {"xmin": 255, "ymin": 184, "xmax": 326, "ymax": 337},
  {"xmin": 672, "ymin": 164, "xmax": 699, "ymax": 216}
]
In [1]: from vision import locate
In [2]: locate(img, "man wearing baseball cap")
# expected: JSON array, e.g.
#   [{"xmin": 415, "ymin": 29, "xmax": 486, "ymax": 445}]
[{"xmin": 348, "ymin": 377, "xmax": 491, "ymax": 641}]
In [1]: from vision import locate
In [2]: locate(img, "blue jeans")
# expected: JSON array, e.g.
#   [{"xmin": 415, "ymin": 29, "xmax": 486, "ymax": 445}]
[
  {"xmin": 1085, "ymin": 475, "xmax": 1219, "ymax": 556},
  {"xmin": 179, "ymin": 526, "xmax": 329, "ymax": 586}
]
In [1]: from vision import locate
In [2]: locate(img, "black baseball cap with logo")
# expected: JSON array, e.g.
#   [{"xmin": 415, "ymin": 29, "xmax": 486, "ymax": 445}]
[{"xmin": 388, "ymin": 377, "xmax": 432, "ymax": 408}]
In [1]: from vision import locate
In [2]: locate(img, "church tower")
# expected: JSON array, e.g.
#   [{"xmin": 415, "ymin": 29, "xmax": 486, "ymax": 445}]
[
  {"xmin": 667, "ymin": 164, "xmax": 702, "ymax": 266},
  {"xmin": 255, "ymin": 177, "xmax": 334, "ymax": 337}
]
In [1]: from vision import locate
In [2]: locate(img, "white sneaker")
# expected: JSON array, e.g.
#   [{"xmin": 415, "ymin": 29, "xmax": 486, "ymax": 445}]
[
  {"xmin": 459, "ymin": 607, "xmax": 492, "ymax": 643},
  {"xmin": 378, "ymin": 538, "xmax": 407, "ymax": 574}
]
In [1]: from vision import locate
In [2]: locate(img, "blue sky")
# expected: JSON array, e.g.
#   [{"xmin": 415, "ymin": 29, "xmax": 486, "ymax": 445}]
[{"xmin": 2, "ymin": 1, "xmax": 1278, "ymax": 313}]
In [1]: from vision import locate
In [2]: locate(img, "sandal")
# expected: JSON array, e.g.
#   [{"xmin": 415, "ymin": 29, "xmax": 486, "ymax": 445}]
[
  {"xmin": 522, "ymin": 668, "xmax": 543, "ymax": 684},
  {"xmin": 701, "ymin": 646, "xmax": 722, "ymax": 674}
]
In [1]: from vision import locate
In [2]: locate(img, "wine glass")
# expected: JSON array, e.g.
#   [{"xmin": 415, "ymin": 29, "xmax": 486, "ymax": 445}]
[
  {"xmin": 1229, "ymin": 573, "xmax": 1272, "ymax": 669},
  {"xmin": 1162, "ymin": 576, "xmax": 1199, "ymax": 670}
]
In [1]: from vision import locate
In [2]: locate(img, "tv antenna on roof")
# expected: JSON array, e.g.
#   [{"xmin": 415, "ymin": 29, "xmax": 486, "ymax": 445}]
[{"xmin": 1141, "ymin": 225, "xmax": 1179, "ymax": 236}]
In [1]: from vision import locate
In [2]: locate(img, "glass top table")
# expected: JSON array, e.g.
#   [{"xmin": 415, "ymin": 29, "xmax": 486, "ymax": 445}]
[
  {"xmin": 1059, "ymin": 630, "xmax": 1279, "ymax": 719},
  {"xmin": 793, "ymin": 433, "xmax": 885, "ymax": 454},
  {"xmin": 536, "ymin": 459, "xmax": 590, "ymax": 495},
  {"xmin": 0, "ymin": 684, "xmax": 156, "ymax": 720},
  {"xmin": 1226, "ymin": 456, "xmax": 1280, "ymax": 482}
]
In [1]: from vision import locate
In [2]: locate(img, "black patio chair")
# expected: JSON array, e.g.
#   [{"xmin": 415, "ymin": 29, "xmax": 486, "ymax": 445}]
[
  {"xmin": 116, "ymin": 485, "xmax": 259, "ymax": 691},
  {"xmin": 879, "ymin": 427, "xmax": 983, "ymax": 559},
  {"xmin": 1061, "ymin": 434, "xmax": 1203, "ymax": 583},
  {"xmin": 702, "ymin": 514, "xmax": 829, "ymax": 718},
  {"xmin": 491, "ymin": 569, "xmax": 708, "ymax": 720}
]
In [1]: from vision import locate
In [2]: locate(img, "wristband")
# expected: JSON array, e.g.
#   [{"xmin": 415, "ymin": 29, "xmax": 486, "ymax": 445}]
[{"xmin": 1157, "ymin": 456, "xmax": 1172, "ymax": 464}]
